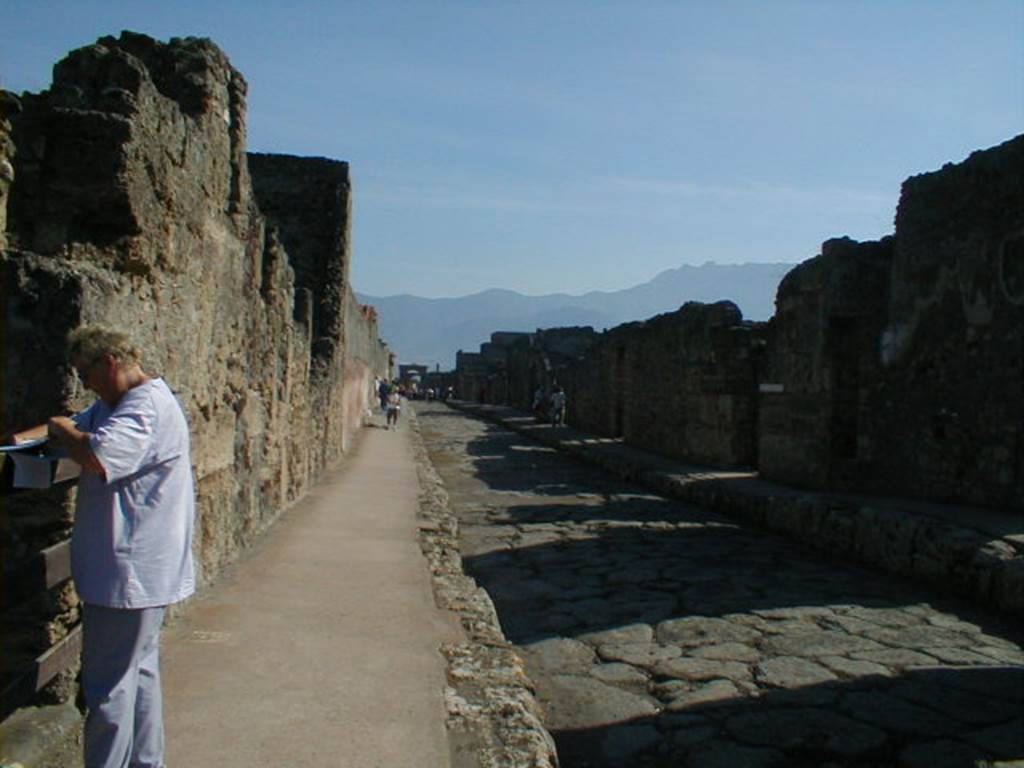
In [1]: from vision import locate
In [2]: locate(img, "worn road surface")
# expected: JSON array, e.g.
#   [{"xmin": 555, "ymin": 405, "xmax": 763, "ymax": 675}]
[{"xmin": 415, "ymin": 401, "xmax": 1024, "ymax": 768}]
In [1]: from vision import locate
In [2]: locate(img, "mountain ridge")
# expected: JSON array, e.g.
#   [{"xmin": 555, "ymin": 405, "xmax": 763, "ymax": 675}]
[{"xmin": 359, "ymin": 261, "xmax": 797, "ymax": 370}]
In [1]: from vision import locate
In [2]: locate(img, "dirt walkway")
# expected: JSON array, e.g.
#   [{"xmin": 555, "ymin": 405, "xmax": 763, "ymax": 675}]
[{"xmin": 160, "ymin": 418, "xmax": 459, "ymax": 767}]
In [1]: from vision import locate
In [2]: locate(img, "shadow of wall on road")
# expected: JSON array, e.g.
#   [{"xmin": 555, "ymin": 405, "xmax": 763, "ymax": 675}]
[
  {"xmin": 462, "ymin": 513, "xmax": 1022, "ymax": 646},
  {"xmin": 418, "ymin": 404, "xmax": 1024, "ymax": 766},
  {"xmin": 548, "ymin": 665, "xmax": 1024, "ymax": 767}
]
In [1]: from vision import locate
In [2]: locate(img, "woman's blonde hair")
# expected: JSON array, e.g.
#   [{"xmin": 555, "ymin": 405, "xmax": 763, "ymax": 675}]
[{"xmin": 67, "ymin": 325, "xmax": 143, "ymax": 368}]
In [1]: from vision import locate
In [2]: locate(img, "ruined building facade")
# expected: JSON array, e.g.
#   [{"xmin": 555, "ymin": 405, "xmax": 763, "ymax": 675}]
[
  {"xmin": 0, "ymin": 33, "xmax": 390, "ymax": 708},
  {"xmin": 460, "ymin": 135, "xmax": 1023, "ymax": 510}
]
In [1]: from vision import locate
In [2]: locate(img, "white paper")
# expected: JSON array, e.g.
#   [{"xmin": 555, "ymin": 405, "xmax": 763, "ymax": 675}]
[{"xmin": 10, "ymin": 453, "xmax": 54, "ymax": 489}]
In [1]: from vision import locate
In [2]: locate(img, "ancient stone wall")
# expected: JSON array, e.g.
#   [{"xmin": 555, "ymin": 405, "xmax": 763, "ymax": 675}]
[
  {"xmin": 871, "ymin": 136, "xmax": 1024, "ymax": 508},
  {"xmin": 758, "ymin": 237, "xmax": 894, "ymax": 488},
  {"xmin": 464, "ymin": 135, "xmax": 1022, "ymax": 511},
  {"xmin": 567, "ymin": 303, "xmax": 765, "ymax": 467},
  {"xmin": 760, "ymin": 136, "xmax": 1023, "ymax": 509},
  {"xmin": 499, "ymin": 326, "xmax": 600, "ymax": 411},
  {"xmin": 455, "ymin": 350, "xmax": 488, "ymax": 401},
  {"xmin": 0, "ymin": 32, "xmax": 388, "ymax": 709}
]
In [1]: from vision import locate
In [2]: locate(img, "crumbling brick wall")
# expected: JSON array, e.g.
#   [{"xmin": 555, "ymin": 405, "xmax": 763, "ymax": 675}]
[{"xmin": 0, "ymin": 32, "xmax": 389, "ymax": 710}]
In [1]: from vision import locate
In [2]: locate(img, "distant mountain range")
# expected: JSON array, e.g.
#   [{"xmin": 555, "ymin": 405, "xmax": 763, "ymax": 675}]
[{"xmin": 358, "ymin": 261, "xmax": 797, "ymax": 370}]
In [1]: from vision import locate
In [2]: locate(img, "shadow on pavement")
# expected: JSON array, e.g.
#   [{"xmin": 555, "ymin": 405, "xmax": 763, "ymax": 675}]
[{"xmin": 550, "ymin": 665, "xmax": 1024, "ymax": 767}]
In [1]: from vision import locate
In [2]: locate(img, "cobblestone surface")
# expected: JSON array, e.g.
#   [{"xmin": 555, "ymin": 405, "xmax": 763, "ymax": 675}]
[{"xmin": 415, "ymin": 402, "xmax": 1024, "ymax": 768}]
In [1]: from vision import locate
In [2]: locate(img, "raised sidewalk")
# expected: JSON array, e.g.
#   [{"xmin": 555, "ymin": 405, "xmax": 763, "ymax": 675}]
[
  {"xmin": 448, "ymin": 401, "xmax": 1024, "ymax": 620},
  {"xmin": 159, "ymin": 419, "xmax": 459, "ymax": 767}
]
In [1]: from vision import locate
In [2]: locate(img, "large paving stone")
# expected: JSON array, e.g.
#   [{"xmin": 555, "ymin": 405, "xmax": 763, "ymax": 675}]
[
  {"xmin": 665, "ymin": 680, "xmax": 745, "ymax": 711},
  {"xmin": 653, "ymin": 657, "xmax": 752, "ymax": 683},
  {"xmin": 755, "ymin": 656, "xmax": 838, "ymax": 688},
  {"xmin": 759, "ymin": 630, "xmax": 885, "ymax": 657},
  {"xmin": 889, "ymin": 677, "xmax": 1021, "ymax": 726},
  {"xmin": 518, "ymin": 637, "xmax": 596, "ymax": 674},
  {"xmin": 577, "ymin": 622, "xmax": 654, "ymax": 646},
  {"xmin": 656, "ymin": 617, "xmax": 762, "ymax": 647},
  {"xmin": 535, "ymin": 674, "xmax": 660, "ymax": 730},
  {"xmin": 933, "ymin": 664, "xmax": 1024, "ymax": 702},
  {"xmin": 588, "ymin": 662, "xmax": 650, "ymax": 692},
  {"xmin": 922, "ymin": 646, "xmax": 1008, "ymax": 666},
  {"xmin": 752, "ymin": 606, "xmax": 838, "ymax": 621},
  {"xmin": 849, "ymin": 648, "xmax": 941, "ymax": 668},
  {"xmin": 840, "ymin": 606, "xmax": 928, "ymax": 628},
  {"xmin": 817, "ymin": 655, "xmax": 892, "ymax": 678},
  {"xmin": 596, "ymin": 642, "xmax": 681, "ymax": 667},
  {"xmin": 684, "ymin": 740, "xmax": 785, "ymax": 768},
  {"xmin": 668, "ymin": 724, "xmax": 719, "ymax": 748},
  {"xmin": 839, "ymin": 691, "xmax": 962, "ymax": 737},
  {"xmin": 962, "ymin": 720, "xmax": 1024, "ymax": 760},
  {"xmin": 860, "ymin": 625, "xmax": 978, "ymax": 648},
  {"xmin": 725, "ymin": 708, "xmax": 888, "ymax": 756},
  {"xmin": 899, "ymin": 739, "xmax": 992, "ymax": 768},
  {"xmin": 688, "ymin": 642, "xmax": 761, "ymax": 663},
  {"xmin": 600, "ymin": 723, "xmax": 662, "ymax": 764}
]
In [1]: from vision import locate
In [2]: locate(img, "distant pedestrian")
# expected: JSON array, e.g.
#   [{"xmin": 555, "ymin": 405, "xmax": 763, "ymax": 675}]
[
  {"xmin": 550, "ymin": 386, "xmax": 567, "ymax": 426},
  {"xmin": 378, "ymin": 378, "xmax": 391, "ymax": 412},
  {"xmin": 386, "ymin": 390, "xmax": 401, "ymax": 429}
]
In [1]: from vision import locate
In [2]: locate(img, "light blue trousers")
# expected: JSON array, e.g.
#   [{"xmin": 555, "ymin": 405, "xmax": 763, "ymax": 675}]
[{"xmin": 82, "ymin": 604, "xmax": 167, "ymax": 768}]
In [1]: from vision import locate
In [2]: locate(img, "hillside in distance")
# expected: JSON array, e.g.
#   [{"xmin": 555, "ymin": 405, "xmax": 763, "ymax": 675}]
[{"xmin": 359, "ymin": 261, "xmax": 797, "ymax": 370}]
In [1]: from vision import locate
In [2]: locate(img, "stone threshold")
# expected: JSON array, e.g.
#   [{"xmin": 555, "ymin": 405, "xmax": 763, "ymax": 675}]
[{"xmin": 448, "ymin": 402, "xmax": 1023, "ymax": 621}]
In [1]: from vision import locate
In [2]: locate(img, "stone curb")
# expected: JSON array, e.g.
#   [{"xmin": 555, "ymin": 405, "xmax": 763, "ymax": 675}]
[
  {"xmin": 448, "ymin": 402, "xmax": 1023, "ymax": 620},
  {"xmin": 406, "ymin": 409, "xmax": 561, "ymax": 768}
]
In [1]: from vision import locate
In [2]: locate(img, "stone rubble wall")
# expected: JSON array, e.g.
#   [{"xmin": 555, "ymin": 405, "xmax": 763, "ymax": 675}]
[
  {"xmin": 759, "ymin": 236, "xmax": 895, "ymax": 489},
  {"xmin": 569, "ymin": 301, "xmax": 766, "ymax": 469},
  {"xmin": 871, "ymin": 136, "xmax": 1024, "ymax": 508},
  {"xmin": 0, "ymin": 32, "xmax": 389, "ymax": 713}
]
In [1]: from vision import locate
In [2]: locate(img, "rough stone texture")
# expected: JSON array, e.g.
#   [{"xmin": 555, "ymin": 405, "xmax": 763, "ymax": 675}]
[
  {"xmin": 455, "ymin": 134, "xmax": 1023, "ymax": 516},
  {"xmin": 571, "ymin": 301, "xmax": 766, "ymax": 468},
  {"xmin": 875, "ymin": 135, "xmax": 1024, "ymax": 509},
  {"xmin": 409, "ymin": 408, "xmax": 559, "ymax": 768},
  {"xmin": 758, "ymin": 235, "xmax": 894, "ymax": 489},
  {"xmin": 418, "ymin": 401, "xmax": 1024, "ymax": 767},
  {"xmin": 0, "ymin": 32, "xmax": 389, "ymax": 723},
  {"xmin": 0, "ymin": 90, "xmax": 18, "ymax": 250},
  {"xmin": 463, "ymin": 327, "xmax": 600, "ymax": 408},
  {"xmin": 762, "ymin": 135, "xmax": 1024, "ymax": 510}
]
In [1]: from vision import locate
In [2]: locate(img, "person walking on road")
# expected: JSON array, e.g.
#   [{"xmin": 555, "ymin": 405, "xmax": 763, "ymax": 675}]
[
  {"xmin": 386, "ymin": 389, "xmax": 402, "ymax": 429},
  {"xmin": 550, "ymin": 385, "xmax": 567, "ymax": 426}
]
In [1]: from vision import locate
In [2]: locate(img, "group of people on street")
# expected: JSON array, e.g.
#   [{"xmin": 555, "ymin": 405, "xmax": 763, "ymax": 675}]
[{"xmin": 532, "ymin": 384, "xmax": 568, "ymax": 426}]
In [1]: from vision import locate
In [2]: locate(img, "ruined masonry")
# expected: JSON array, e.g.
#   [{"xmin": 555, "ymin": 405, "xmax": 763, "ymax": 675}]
[
  {"xmin": 465, "ymin": 135, "xmax": 1024, "ymax": 511},
  {"xmin": 0, "ymin": 32, "xmax": 390, "ymax": 713}
]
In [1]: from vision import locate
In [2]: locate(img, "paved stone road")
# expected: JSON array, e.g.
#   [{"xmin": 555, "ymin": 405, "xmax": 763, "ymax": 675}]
[{"xmin": 415, "ymin": 402, "xmax": 1024, "ymax": 768}]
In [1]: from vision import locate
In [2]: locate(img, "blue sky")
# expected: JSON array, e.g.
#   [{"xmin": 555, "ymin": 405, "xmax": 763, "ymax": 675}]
[{"xmin": 2, "ymin": 1, "xmax": 1021, "ymax": 298}]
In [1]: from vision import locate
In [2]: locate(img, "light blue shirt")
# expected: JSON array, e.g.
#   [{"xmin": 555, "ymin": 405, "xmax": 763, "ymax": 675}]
[{"xmin": 72, "ymin": 378, "xmax": 196, "ymax": 608}]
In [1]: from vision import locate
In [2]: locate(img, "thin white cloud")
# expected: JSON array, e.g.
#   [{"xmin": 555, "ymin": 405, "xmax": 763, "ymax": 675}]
[{"xmin": 608, "ymin": 177, "xmax": 893, "ymax": 208}]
